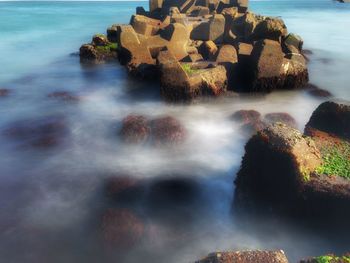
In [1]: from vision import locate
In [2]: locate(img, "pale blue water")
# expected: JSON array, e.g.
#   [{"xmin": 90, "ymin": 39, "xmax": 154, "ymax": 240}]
[{"xmin": 0, "ymin": 1, "xmax": 349, "ymax": 263}]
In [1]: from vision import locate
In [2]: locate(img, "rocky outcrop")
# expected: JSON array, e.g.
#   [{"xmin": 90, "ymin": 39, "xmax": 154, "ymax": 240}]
[
  {"xmin": 81, "ymin": 0, "xmax": 309, "ymax": 101},
  {"xmin": 305, "ymin": 100, "xmax": 350, "ymax": 140},
  {"xmin": 235, "ymin": 101, "xmax": 350, "ymax": 220},
  {"xmin": 79, "ymin": 34, "xmax": 118, "ymax": 63},
  {"xmin": 195, "ymin": 250, "xmax": 289, "ymax": 263}
]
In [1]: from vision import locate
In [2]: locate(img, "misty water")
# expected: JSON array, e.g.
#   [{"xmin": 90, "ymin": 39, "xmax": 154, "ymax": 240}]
[{"xmin": 0, "ymin": 1, "xmax": 349, "ymax": 262}]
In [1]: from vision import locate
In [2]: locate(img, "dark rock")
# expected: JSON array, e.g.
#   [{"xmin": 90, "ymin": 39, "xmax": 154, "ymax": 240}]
[
  {"xmin": 198, "ymin": 40, "xmax": 218, "ymax": 60},
  {"xmin": 100, "ymin": 208, "xmax": 144, "ymax": 249},
  {"xmin": 3, "ymin": 116, "xmax": 67, "ymax": 148},
  {"xmin": 92, "ymin": 34, "xmax": 109, "ymax": 46},
  {"xmin": 305, "ymin": 100, "xmax": 350, "ymax": 140},
  {"xmin": 195, "ymin": 250, "xmax": 289, "ymax": 263},
  {"xmin": 151, "ymin": 116, "xmax": 186, "ymax": 145},
  {"xmin": 119, "ymin": 115, "xmax": 151, "ymax": 144},
  {"xmin": 235, "ymin": 123, "xmax": 322, "ymax": 214},
  {"xmin": 231, "ymin": 110, "xmax": 261, "ymax": 123},
  {"xmin": 48, "ymin": 91, "xmax": 79, "ymax": 102},
  {"xmin": 264, "ymin": 112, "xmax": 297, "ymax": 128},
  {"xmin": 0, "ymin": 88, "xmax": 10, "ymax": 97}
]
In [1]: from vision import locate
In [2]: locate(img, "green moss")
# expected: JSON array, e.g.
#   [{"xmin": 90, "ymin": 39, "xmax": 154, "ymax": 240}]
[
  {"xmin": 95, "ymin": 43, "xmax": 118, "ymax": 53},
  {"xmin": 316, "ymin": 141, "xmax": 350, "ymax": 179},
  {"xmin": 181, "ymin": 63, "xmax": 199, "ymax": 75},
  {"xmin": 315, "ymin": 255, "xmax": 350, "ymax": 263}
]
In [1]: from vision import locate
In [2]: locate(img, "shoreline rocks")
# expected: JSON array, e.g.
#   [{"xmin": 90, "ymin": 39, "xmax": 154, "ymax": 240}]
[
  {"xmin": 80, "ymin": 0, "xmax": 309, "ymax": 101},
  {"xmin": 234, "ymin": 100, "xmax": 350, "ymax": 221}
]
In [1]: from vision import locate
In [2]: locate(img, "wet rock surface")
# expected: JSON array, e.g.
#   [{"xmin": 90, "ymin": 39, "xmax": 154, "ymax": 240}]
[
  {"xmin": 48, "ymin": 91, "xmax": 79, "ymax": 102},
  {"xmin": 195, "ymin": 250, "xmax": 289, "ymax": 263},
  {"xmin": 80, "ymin": 34, "xmax": 118, "ymax": 63},
  {"xmin": 119, "ymin": 115, "xmax": 151, "ymax": 144},
  {"xmin": 264, "ymin": 112, "xmax": 297, "ymax": 128}
]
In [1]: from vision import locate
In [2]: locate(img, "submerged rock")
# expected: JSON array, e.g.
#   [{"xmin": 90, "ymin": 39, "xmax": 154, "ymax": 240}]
[
  {"xmin": 231, "ymin": 110, "xmax": 261, "ymax": 124},
  {"xmin": 0, "ymin": 88, "xmax": 10, "ymax": 97},
  {"xmin": 305, "ymin": 83, "xmax": 333, "ymax": 98},
  {"xmin": 3, "ymin": 115, "xmax": 67, "ymax": 148},
  {"xmin": 100, "ymin": 208, "xmax": 144, "ymax": 249},
  {"xmin": 151, "ymin": 116, "xmax": 186, "ymax": 145},
  {"xmin": 48, "ymin": 91, "xmax": 79, "ymax": 102},
  {"xmin": 195, "ymin": 250, "xmax": 289, "ymax": 263},
  {"xmin": 119, "ymin": 115, "xmax": 151, "ymax": 144},
  {"xmin": 264, "ymin": 112, "xmax": 297, "ymax": 128}
]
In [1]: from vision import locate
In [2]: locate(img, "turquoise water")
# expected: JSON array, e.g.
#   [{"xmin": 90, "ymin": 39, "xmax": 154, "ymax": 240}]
[{"xmin": 0, "ymin": 1, "xmax": 350, "ymax": 263}]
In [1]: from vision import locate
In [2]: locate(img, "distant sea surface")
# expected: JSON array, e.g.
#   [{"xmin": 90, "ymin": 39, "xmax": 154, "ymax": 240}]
[{"xmin": 0, "ymin": 1, "xmax": 350, "ymax": 263}]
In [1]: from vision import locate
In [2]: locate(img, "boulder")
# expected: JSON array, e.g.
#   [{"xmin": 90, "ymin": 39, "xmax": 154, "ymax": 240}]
[
  {"xmin": 279, "ymin": 54, "xmax": 309, "ymax": 90},
  {"xmin": 250, "ymin": 39, "xmax": 285, "ymax": 91},
  {"xmin": 216, "ymin": 44, "xmax": 238, "ymax": 87},
  {"xmin": 284, "ymin": 33, "xmax": 303, "ymax": 51},
  {"xmin": 235, "ymin": 123, "xmax": 322, "ymax": 213},
  {"xmin": 305, "ymin": 100, "xmax": 350, "ymax": 140},
  {"xmin": 253, "ymin": 17, "xmax": 287, "ymax": 41},
  {"xmin": 209, "ymin": 14, "xmax": 226, "ymax": 43},
  {"xmin": 195, "ymin": 250, "xmax": 289, "ymax": 263},
  {"xmin": 92, "ymin": 34, "xmax": 109, "ymax": 46},
  {"xmin": 150, "ymin": 0, "xmax": 163, "ymax": 13},
  {"xmin": 264, "ymin": 112, "xmax": 297, "ymax": 128},
  {"xmin": 151, "ymin": 116, "xmax": 186, "ymax": 145},
  {"xmin": 101, "ymin": 208, "xmax": 144, "ymax": 249},
  {"xmin": 119, "ymin": 115, "xmax": 151, "ymax": 144},
  {"xmin": 241, "ymin": 119, "xmax": 268, "ymax": 135},
  {"xmin": 130, "ymin": 15, "xmax": 161, "ymax": 36}
]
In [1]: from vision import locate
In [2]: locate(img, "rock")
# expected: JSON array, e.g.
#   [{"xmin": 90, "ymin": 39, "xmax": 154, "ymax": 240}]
[
  {"xmin": 235, "ymin": 123, "xmax": 322, "ymax": 213},
  {"xmin": 253, "ymin": 17, "xmax": 287, "ymax": 41},
  {"xmin": 264, "ymin": 112, "xmax": 297, "ymax": 128},
  {"xmin": 130, "ymin": 15, "xmax": 161, "ymax": 36},
  {"xmin": 101, "ymin": 208, "xmax": 144, "ymax": 249},
  {"xmin": 150, "ymin": 0, "xmax": 163, "ymax": 13},
  {"xmin": 189, "ymin": 6, "xmax": 210, "ymax": 16},
  {"xmin": 250, "ymin": 39, "xmax": 285, "ymax": 91},
  {"xmin": 107, "ymin": 24, "xmax": 119, "ymax": 42},
  {"xmin": 159, "ymin": 49, "xmax": 227, "ymax": 101},
  {"xmin": 284, "ymin": 33, "xmax": 303, "ymax": 51},
  {"xmin": 306, "ymin": 84, "xmax": 333, "ymax": 98},
  {"xmin": 79, "ymin": 44, "xmax": 99, "ymax": 61},
  {"xmin": 216, "ymin": 44, "xmax": 238, "ymax": 87},
  {"xmin": 4, "ymin": 115, "xmax": 67, "ymax": 148},
  {"xmin": 195, "ymin": 250, "xmax": 289, "ymax": 263},
  {"xmin": 235, "ymin": 0, "xmax": 249, "ymax": 13},
  {"xmin": 190, "ymin": 15, "xmax": 225, "ymax": 44},
  {"xmin": 48, "ymin": 91, "xmax": 79, "ymax": 102},
  {"xmin": 151, "ymin": 116, "xmax": 186, "ymax": 145},
  {"xmin": 305, "ymin": 100, "xmax": 350, "ymax": 140},
  {"xmin": 182, "ymin": 53, "xmax": 204, "ymax": 62},
  {"xmin": 279, "ymin": 54, "xmax": 309, "ymax": 90},
  {"xmin": 119, "ymin": 115, "xmax": 151, "ymax": 144},
  {"xmin": 0, "ymin": 88, "xmax": 10, "ymax": 97},
  {"xmin": 231, "ymin": 109, "xmax": 261, "ymax": 124},
  {"xmin": 92, "ymin": 34, "xmax": 109, "ymax": 46},
  {"xmin": 198, "ymin": 40, "xmax": 218, "ymax": 60},
  {"xmin": 299, "ymin": 253, "xmax": 350, "ymax": 263}
]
